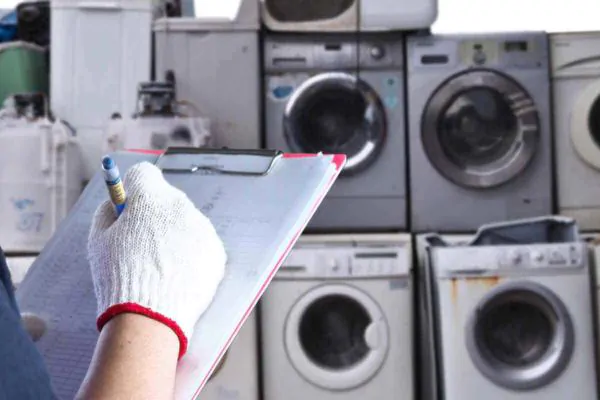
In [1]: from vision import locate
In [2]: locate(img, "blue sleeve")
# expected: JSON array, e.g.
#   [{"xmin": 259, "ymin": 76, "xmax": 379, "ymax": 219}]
[{"xmin": 0, "ymin": 247, "xmax": 57, "ymax": 399}]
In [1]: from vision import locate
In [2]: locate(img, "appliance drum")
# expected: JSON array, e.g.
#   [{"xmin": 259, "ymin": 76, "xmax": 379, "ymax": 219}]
[{"xmin": 465, "ymin": 281, "xmax": 574, "ymax": 391}]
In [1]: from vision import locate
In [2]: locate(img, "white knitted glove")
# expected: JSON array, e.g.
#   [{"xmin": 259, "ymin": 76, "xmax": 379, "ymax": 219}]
[{"xmin": 87, "ymin": 162, "xmax": 227, "ymax": 358}]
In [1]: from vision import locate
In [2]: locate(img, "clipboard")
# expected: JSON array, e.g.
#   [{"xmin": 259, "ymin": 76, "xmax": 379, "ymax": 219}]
[{"xmin": 15, "ymin": 147, "xmax": 346, "ymax": 400}]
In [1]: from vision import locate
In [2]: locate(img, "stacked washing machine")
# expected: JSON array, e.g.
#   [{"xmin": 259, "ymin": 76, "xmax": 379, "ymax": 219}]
[
  {"xmin": 406, "ymin": 32, "xmax": 554, "ymax": 233},
  {"xmin": 408, "ymin": 30, "xmax": 599, "ymax": 399},
  {"xmin": 151, "ymin": 2, "xmax": 263, "ymax": 400},
  {"xmin": 550, "ymin": 31, "xmax": 600, "ymax": 394},
  {"xmin": 416, "ymin": 217, "xmax": 599, "ymax": 400},
  {"xmin": 260, "ymin": 1, "xmax": 437, "ymax": 400}
]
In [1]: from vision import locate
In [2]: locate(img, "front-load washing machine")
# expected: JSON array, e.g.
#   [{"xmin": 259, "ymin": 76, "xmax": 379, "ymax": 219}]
[
  {"xmin": 583, "ymin": 233, "xmax": 600, "ymax": 384},
  {"xmin": 551, "ymin": 32, "xmax": 600, "ymax": 231},
  {"xmin": 260, "ymin": 0, "xmax": 437, "ymax": 32},
  {"xmin": 264, "ymin": 33, "xmax": 407, "ymax": 231},
  {"xmin": 201, "ymin": 311, "xmax": 259, "ymax": 400},
  {"xmin": 260, "ymin": 234, "xmax": 414, "ymax": 400},
  {"xmin": 417, "ymin": 217, "xmax": 598, "ymax": 400},
  {"xmin": 407, "ymin": 32, "xmax": 553, "ymax": 233}
]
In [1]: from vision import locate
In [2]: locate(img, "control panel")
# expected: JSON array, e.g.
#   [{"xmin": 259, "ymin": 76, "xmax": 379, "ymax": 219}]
[
  {"xmin": 264, "ymin": 35, "xmax": 404, "ymax": 72},
  {"xmin": 435, "ymin": 243, "xmax": 586, "ymax": 278},
  {"xmin": 278, "ymin": 244, "xmax": 410, "ymax": 279},
  {"xmin": 411, "ymin": 34, "xmax": 547, "ymax": 70},
  {"xmin": 264, "ymin": 39, "xmax": 358, "ymax": 71}
]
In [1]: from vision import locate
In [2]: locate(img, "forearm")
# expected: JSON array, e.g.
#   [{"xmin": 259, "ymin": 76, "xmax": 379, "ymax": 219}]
[{"xmin": 76, "ymin": 313, "xmax": 179, "ymax": 400}]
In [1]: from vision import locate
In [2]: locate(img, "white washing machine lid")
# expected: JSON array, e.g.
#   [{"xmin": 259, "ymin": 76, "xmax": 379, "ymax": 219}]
[
  {"xmin": 571, "ymin": 80, "xmax": 600, "ymax": 169},
  {"xmin": 284, "ymin": 283, "xmax": 389, "ymax": 391}
]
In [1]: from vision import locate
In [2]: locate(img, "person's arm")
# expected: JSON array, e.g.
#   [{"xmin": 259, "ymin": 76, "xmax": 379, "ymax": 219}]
[
  {"xmin": 78, "ymin": 162, "xmax": 227, "ymax": 399},
  {"xmin": 76, "ymin": 313, "xmax": 179, "ymax": 400}
]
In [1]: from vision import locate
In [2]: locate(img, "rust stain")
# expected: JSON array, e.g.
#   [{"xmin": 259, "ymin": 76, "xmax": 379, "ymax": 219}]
[
  {"xmin": 451, "ymin": 277, "xmax": 458, "ymax": 303},
  {"xmin": 464, "ymin": 276, "xmax": 500, "ymax": 288},
  {"xmin": 451, "ymin": 276, "xmax": 501, "ymax": 305}
]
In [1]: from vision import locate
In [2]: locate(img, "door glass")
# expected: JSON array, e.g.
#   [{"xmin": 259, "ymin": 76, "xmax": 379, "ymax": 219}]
[
  {"xmin": 299, "ymin": 294, "xmax": 371, "ymax": 369},
  {"xmin": 438, "ymin": 88, "xmax": 519, "ymax": 168},
  {"xmin": 265, "ymin": 0, "xmax": 354, "ymax": 22},
  {"xmin": 291, "ymin": 86, "xmax": 372, "ymax": 156},
  {"xmin": 476, "ymin": 296, "xmax": 554, "ymax": 367},
  {"xmin": 588, "ymin": 95, "xmax": 600, "ymax": 149}
]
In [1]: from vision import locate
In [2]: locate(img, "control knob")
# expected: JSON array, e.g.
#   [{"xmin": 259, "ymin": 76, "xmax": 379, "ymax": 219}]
[
  {"xmin": 370, "ymin": 45, "xmax": 385, "ymax": 60},
  {"xmin": 327, "ymin": 257, "xmax": 339, "ymax": 272},
  {"xmin": 531, "ymin": 250, "xmax": 544, "ymax": 263},
  {"xmin": 508, "ymin": 249, "xmax": 526, "ymax": 266}
]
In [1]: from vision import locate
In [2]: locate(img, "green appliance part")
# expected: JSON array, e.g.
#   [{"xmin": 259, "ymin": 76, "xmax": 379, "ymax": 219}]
[{"xmin": 0, "ymin": 40, "xmax": 48, "ymax": 105}]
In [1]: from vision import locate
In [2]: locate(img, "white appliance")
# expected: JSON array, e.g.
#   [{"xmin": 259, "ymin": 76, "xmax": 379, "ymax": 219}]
[
  {"xmin": 551, "ymin": 32, "xmax": 600, "ymax": 231},
  {"xmin": 200, "ymin": 311, "xmax": 259, "ymax": 400},
  {"xmin": 153, "ymin": 17, "xmax": 261, "ymax": 150},
  {"xmin": 260, "ymin": 0, "xmax": 437, "ymax": 32},
  {"xmin": 264, "ymin": 33, "xmax": 407, "ymax": 231},
  {"xmin": 261, "ymin": 234, "xmax": 414, "ymax": 400},
  {"xmin": 0, "ymin": 94, "xmax": 82, "ymax": 253},
  {"xmin": 407, "ymin": 32, "xmax": 553, "ymax": 233},
  {"xmin": 51, "ymin": 0, "xmax": 153, "ymax": 180},
  {"xmin": 418, "ymin": 217, "xmax": 598, "ymax": 400},
  {"xmin": 585, "ymin": 234, "xmax": 600, "ymax": 381},
  {"xmin": 105, "ymin": 81, "xmax": 211, "ymax": 152}
]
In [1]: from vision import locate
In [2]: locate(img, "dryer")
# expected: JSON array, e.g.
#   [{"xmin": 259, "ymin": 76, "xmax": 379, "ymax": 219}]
[
  {"xmin": 260, "ymin": 0, "xmax": 437, "ymax": 32},
  {"xmin": 260, "ymin": 234, "xmax": 414, "ymax": 400},
  {"xmin": 407, "ymin": 32, "xmax": 553, "ymax": 233},
  {"xmin": 264, "ymin": 33, "xmax": 407, "ymax": 231},
  {"xmin": 551, "ymin": 32, "xmax": 600, "ymax": 231},
  {"xmin": 417, "ymin": 217, "xmax": 598, "ymax": 400}
]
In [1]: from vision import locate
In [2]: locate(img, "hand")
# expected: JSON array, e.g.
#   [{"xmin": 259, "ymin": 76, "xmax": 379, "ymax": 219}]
[{"xmin": 87, "ymin": 162, "xmax": 227, "ymax": 358}]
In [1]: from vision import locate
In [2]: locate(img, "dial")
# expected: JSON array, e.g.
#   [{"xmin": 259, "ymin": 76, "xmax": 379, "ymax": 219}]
[{"xmin": 370, "ymin": 45, "xmax": 385, "ymax": 60}]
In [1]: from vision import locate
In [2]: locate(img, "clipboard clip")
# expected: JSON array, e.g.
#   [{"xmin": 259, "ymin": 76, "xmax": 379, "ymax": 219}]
[{"xmin": 155, "ymin": 147, "xmax": 284, "ymax": 176}]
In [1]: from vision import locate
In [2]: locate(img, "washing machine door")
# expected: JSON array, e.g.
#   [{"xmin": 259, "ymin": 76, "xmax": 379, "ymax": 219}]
[
  {"xmin": 422, "ymin": 69, "xmax": 540, "ymax": 188},
  {"xmin": 571, "ymin": 81, "xmax": 600, "ymax": 170},
  {"xmin": 284, "ymin": 284, "xmax": 389, "ymax": 391},
  {"xmin": 283, "ymin": 72, "xmax": 386, "ymax": 175},
  {"xmin": 264, "ymin": 0, "xmax": 354, "ymax": 23},
  {"xmin": 465, "ymin": 280, "xmax": 575, "ymax": 391}
]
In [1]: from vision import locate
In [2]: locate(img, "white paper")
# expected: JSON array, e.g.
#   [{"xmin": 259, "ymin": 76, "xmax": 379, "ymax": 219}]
[{"xmin": 16, "ymin": 151, "xmax": 340, "ymax": 400}]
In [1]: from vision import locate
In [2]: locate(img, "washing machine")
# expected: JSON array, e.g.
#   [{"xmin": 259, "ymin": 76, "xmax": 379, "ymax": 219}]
[
  {"xmin": 260, "ymin": 0, "xmax": 437, "ymax": 32},
  {"xmin": 417, "ymin": 217, "xmax": 598, "ymax": 400},
  {"xmin": 407, "ymin": 32, "xmax": 553, "ymax": 233},
  {"xmin": 583, "ymin": 232, "xmax": 600, "ymax": 387},
  {"xmin": 550, "ymin": 32, "xmax": 600, "ymax": 231},
  {"xmin": 264, "ymin": 33, "xmax": 407, "ymax": 231},
  {"xmin": 200, "ymin": 311, "xmax": 259, "ymax": 400},
  {"xmin": 260, "ymin": 233, "xmax": 414, "ymax": 400}
]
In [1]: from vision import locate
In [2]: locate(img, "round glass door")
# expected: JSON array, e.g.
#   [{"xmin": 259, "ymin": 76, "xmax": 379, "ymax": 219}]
[
  {"xmin": 422, "ymin": 70, "xmax": 540, "ymax": 188},
  {"xmin": 264, "ymin": 0, "xmax": 354, "ymax": 22},
  {"xmin": 465, "ymin": 281, "xmax": 574, "ymax": 391},
  {"xmin": 285, "ymin": 284, "xmax": 388, "ymax": 391},
  {"xmin": 571, "ymin": 82, "xmax": 600, "ymax": 170},
  {"xmin": 283, "ymin": 72, "xmax": 386, "ymax": 175}
]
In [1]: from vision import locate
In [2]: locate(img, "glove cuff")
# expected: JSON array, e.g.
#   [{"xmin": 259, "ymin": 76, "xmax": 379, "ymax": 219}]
[{"xmin": 97, "ymin": 303, "xmax": 188, "ymax": 359}]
